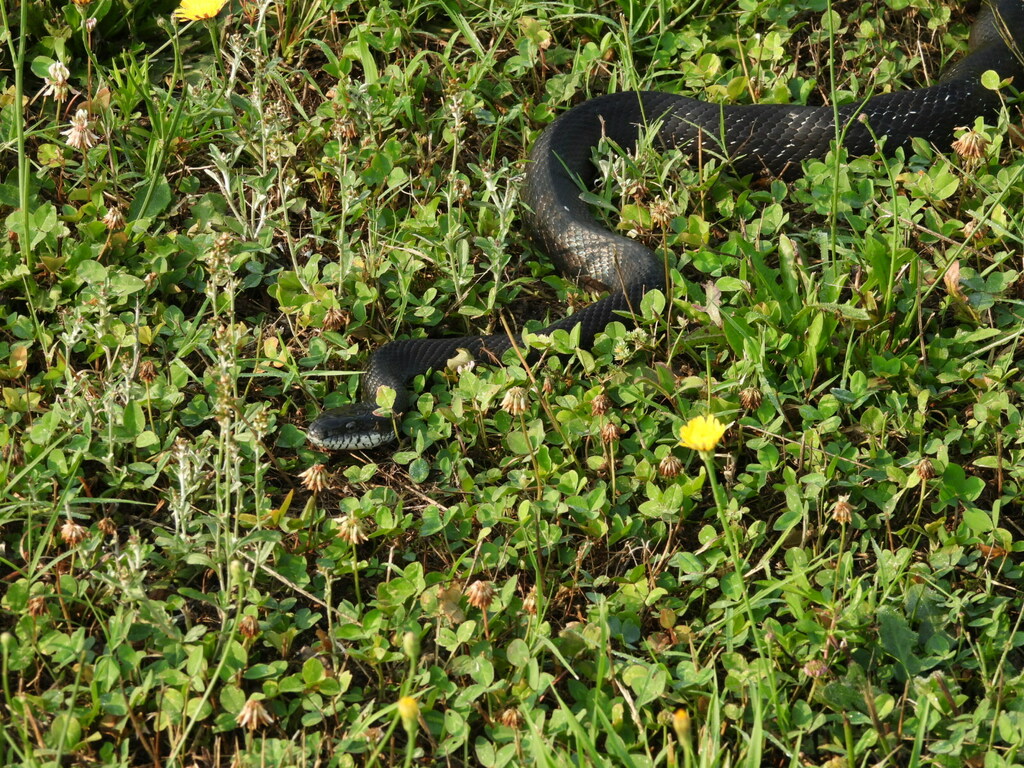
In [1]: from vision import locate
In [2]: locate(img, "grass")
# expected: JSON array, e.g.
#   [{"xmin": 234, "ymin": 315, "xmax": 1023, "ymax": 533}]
[{"xmin": 2, "ymin": 0, "xmax": 1024, "ymax": 765}]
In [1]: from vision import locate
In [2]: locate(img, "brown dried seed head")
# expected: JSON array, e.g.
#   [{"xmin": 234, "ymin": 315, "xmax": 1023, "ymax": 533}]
[
  {"xmin": 238, "ymin": 614, "xmax": 260, "ymax": 639},
  {"xmin": 522, "ymin": 586, "xmax": 537, "ymax": 615},
  {"xmin": 916, "ymin": 459, "xmax": 936, "ymax": 481},
  {"xmin": 138, "ymin": 360, "xmax": 157, "ymax": 383},
  {"xmin": 498, "ymin": 707, "xmax": 524, "ymax": 728},
  {"xmin": 650, "ymin": 199, "xmax": 673, "ymax": 228},
  {"xmin": 658, "ymin": 454, "xmax": 683, "ymax": 478},
  {"xmin": 951, "ymin": 128, "xmax": 988, "ymax": 165},
  {"xmin": 213, "ymin": 232, "xmax": 234, "ymax": 257},
  {"xmin": 61, "ymin": 519, "xmax": 88, "ymax": 546},
  {"xmin": 600, "ymin": 422, "xmax": 623, "ymax": 442},
  {"xmin": 465, "ymin": 580, "xmax": 495, "ymax": 611},
  {"xmin": 831, "ymin": 494, "xmax": 853, "ymax": 524},
  {"xmin": 591, "ymin": 393, "xmax": 611, "ymax": 416},
  {"xmin": 322, "ymin": 307, "xmax": 348, "ymax": 331},
  {"xmin": 28, "ymin": 596, "xmax": 47, "ymax": 618},
  {"xmin": 739, "ymin": 386, "xmax": 762, "ymax": 411}
]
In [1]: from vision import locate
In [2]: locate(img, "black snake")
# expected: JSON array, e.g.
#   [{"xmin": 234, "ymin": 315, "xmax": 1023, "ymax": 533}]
[{"xmin": 308, "ymin": 0, "xmax": 1024, "ymax": 451}]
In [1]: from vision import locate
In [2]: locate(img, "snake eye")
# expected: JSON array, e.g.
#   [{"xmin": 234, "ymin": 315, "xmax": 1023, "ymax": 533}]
[{"xmin": 345, "ymin": 421, "xmax": 357, "ymax": 431}]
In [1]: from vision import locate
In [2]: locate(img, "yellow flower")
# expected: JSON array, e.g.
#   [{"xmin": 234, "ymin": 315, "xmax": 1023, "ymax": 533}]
[
  {"xmin": 397, "ymin": 696, "xmax": 419, "ymax": 734},
  {"xmin": 672, "ymin": 708, "xmax": 691, "ymax": 740},
  {"xmin": 677, "ymin": 414, "xmax": 727, "ymax": 452},
  {"xmin": 173, "ymin": 0, "xmax": 228, "ymax": 21}
]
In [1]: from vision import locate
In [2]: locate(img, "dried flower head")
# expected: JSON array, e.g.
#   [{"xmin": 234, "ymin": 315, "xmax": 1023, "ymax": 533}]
[
  {"xmin": 238, "ymin": 614, "xmax": 260, "ymax": 639},
  {"xmin": 522, "ymin": 586, "xmax": 537, "ymax": 615},
  {"xmin": 678, "ymin": 414, "xmax": 728, "ymax": 453},
  {"xmin": 62, "ymin": 109, "xmax": 98, "ymax": 152},
  {"xmin": 658, "ymin": 454, "xmax": 683, "ymax": 478},
  {"xmin": 335, "ymin": 117, "xmax": 358, "ymax": 143},
  {"xmin": 360, "ymin": 726, "xmax": 383, "ymax": 744},
  {"xmin": 138, "ymin": 360, "xmax": 157, "ymax": 384},
  {"xmin": 943, "ymin": 259, "xmax": 967, "ymax": 302},
  {"xmin": 322, "ymin": 307, "xmax": 347, "ymax": 332},
  {"xmin": 465, "ymin": 580, "xmax": 494, "ymax": 611},
  {"xmin": 173, "ymin": 0, "xmax": 228, "ymax": 21},
  {"xmin": 590, "ymin": 393, "xmax": 611, "ymax": 416},
  {"xmin": 739, "ymin": 387, "xmax": 762, "ymax": 411},
  {"xmin": 299, "ymin": 463, "xmax": 328, "ymax": 493},
  {"xmin": 501, "ymin": 386, "xmax": 528, "ymax": 415},
  {"xmin": 336, "ymin": 514, "xmax": 367, "ymax": 545},
  {"xmin": 831, "ymin": 494, "xmax": 853, "ymax": 524},
  {"xmin": 651, "ymin": 199, "xmax": 673, "ymax": 228},
  {"xmin": 213, "ymin": 232, "xmax": 234, "ymax": 258},
  {"xmin": 102, "ymin": 206, "xmax": 125, "ymax": 230},
  {"xmin": 600, "ymin": 422, "xmax": 623, "ymax": 442},
  {"xmin": 498, "ymin": 707, "xmax": 524, "ymax": 728},
  {"xmin": 61, "ymin": 519, "xmax": 88, "ymax": 545},
  {"xmin": 951, "ymin": 127, "xmax": 988, "ymax": 168},
  {"xmin": 803, "ymin": 659, "xmax": 828, "ymax": 679},
  {"xmin": 28, "ymin": 596, "xmax": 47, "ymax": 618},
  {"xmin": 97, "ymin": 517, "xmax": 117, "ymax": 536},
  {"xmin": 624, "ymin": 178, "xmax": 648, "ymax": 200},
  {"xmin": 235, "ymin": 697, "xmax": 274, "ymax": 730},
  {"xmin": 916, "ymin": 459, "xmax": 936, "ymax": 481}
]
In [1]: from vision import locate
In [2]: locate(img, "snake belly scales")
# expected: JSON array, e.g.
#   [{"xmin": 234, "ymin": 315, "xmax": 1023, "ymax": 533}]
[{"xmin": 308, "ymin": 0, "xmax": 1024, "ymax": 451}]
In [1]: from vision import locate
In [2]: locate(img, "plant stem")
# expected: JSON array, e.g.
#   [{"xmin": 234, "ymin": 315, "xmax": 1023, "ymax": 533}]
[{"xmin": 1, "ymin": 0, "xmax": 32, "ymax": 265}]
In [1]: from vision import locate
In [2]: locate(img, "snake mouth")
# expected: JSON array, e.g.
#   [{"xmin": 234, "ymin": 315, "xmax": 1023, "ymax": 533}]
[{"xmin": 307, "ymin": 406, "xmax": 398, "ymax": 451}]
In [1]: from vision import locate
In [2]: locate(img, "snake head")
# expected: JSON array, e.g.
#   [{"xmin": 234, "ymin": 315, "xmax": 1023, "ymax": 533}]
[{"xmin": 307, "ymin": 404, "xmax": 397, "ymax": 451}]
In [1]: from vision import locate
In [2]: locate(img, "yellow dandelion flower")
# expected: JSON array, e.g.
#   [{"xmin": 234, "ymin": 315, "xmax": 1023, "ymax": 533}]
[
  {"xmin": 677, "ymin": 414, "xmax": 727, "ymax": 453},
  {"xmin": 672, "ymin": 708, "xmax": 691, "ymax": 740},
  {"xmin": 397, "ymin": 696, "xmax": 419, "ymax": 734},
  {"xmin": 173, "ymin": 0, "xmax": 228, "ymax": 21}
]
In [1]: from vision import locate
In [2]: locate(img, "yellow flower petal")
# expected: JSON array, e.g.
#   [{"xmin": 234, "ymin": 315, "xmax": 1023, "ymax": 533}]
[
  {"xmin": 677, "ymin": 414, "xmax": 727, "ymax": 452},
  {"xmin": 173, "ymin": 0, "xmax": 227, "ymax": 21},
  {"xmin": 397, "ymin": 696, "xmax": 419, "ymax": 734}
]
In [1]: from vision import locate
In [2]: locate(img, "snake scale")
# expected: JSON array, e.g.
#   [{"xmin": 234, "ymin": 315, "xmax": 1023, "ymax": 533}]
[{"xmin": 308, "ymin": 0, "xmax": 1024, "ymax": 451}]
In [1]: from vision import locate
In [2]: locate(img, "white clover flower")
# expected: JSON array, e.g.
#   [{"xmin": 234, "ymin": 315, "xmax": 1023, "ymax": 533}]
[
  {"xmin": 41, "ymin": 62, "xmax": 71, "ymax": 102},
  {"xmin": 62, "ymin": 108, "xmax": 98, "ymax": 152}
]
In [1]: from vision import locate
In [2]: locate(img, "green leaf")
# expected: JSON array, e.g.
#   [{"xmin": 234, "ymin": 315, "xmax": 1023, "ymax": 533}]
[
  {"xmin": 980, "ymin": 69, "xmax": 1002, "ymax": 89},
  {"xmin": 76, "ymin": 259, "xmax": 108, "ymax": 284},
  {"xmin": 129, "ymin": 175, "xmax": 172, "ymax": 221},
  {"xmin": 877, "ymin": 607, "xmax": 921, "ymax": 679},
  {"xmin": 302, "ymin": 657, "xmax": 326, "ymax": 686},
  {"xmin": 109, "ymin": 270, "xmax": 147, "ymax": 297},
  {"xmin": 623, "ymin": 663, "xmax": 667, "ymax": 707},
  {"xmin": 506, "ymin": 639, "xmax": 530, "ymax": 667}
]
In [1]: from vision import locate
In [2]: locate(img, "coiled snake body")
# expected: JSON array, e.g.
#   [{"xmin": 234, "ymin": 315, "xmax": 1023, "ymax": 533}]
[{"xmin": 309, "ymin": 0, "xmax": 1024, "ymax": 451}]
